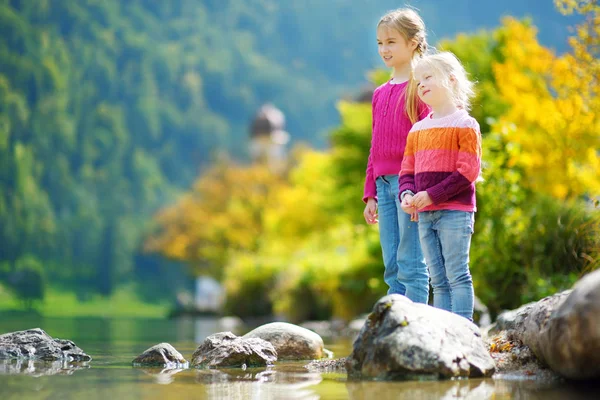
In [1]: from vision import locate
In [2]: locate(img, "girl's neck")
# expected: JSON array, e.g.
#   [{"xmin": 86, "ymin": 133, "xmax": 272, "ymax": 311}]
[
  {"xmin": 392, "ymin": 63, "xmax": 412, "ymax": 83},
  {"xmin": 430, "ymin": 103, "xmax": 459, "ymax": 119}
]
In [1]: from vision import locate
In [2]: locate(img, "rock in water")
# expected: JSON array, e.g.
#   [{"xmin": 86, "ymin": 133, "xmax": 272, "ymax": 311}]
[
  {"xmin": 0, "ymin": 328, "xmax": 91, "ymax": 362},
  {"xmin": 191, "ymin": 332, "xmax": 277, "ymax": 368},
  {"xmin": 243, "ymin": 322, "xmax": 324, "ymax": 360},
  {"xmin": 487, "ymin": 269, "xmax": 600, "ymax": 381},
  {"xmin": 346, "ymin": 295, "xmax": 495, "ymax": 380},
  {"xmin": 132, "ymin": 343, "xmax": 188, "ymax": 368}
]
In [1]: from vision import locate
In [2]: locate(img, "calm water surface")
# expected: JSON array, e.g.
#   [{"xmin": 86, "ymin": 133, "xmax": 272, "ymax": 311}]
[{"xmin": 0, "ymin": 316, "xmax": 598, "ymax": 399}]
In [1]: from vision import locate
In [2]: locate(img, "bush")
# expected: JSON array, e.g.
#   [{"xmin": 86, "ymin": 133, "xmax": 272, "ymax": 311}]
[
  {"xmin": 222, "ymin": 254, "xmax": 282, "ymax": 318},
  {"xmin": 271, "ymin": 224, "xmax": 385, "ymax": 323},
  {"xmin": 8, "ymin": 255, "xmax": 45, "ymax": 309},
  {"xmin": 471, "ymin": 195, "xmax": 599, "ymax": 317}
]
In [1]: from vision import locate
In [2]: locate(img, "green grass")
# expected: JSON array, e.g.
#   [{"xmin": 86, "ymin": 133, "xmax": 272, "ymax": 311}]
[
  {"xmin": 0, "ymin": 283, "xmax": 21, "ymax": 310},
  {"xmin": 0, "ymin": 284, "xmax": 170, "ymax": 319}
]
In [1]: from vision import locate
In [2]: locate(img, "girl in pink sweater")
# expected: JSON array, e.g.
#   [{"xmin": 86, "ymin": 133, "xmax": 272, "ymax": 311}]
[{"xmin": 363, "ymin": 8, "xmax": 430, "ymax": 303}]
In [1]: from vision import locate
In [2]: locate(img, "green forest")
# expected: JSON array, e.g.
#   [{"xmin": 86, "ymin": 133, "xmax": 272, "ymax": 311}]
[
  {"xmin": 1, "ymin": 0, "xmax": 598, "ymax": 319},
  {"xmin": 0, "ymin": 0, "xmax": 353, "ymax": 309}
]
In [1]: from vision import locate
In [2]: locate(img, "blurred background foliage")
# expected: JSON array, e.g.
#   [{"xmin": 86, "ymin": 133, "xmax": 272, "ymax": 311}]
[{"xmin": 1, "ymin": 0, "xmax": 598, "ymax": 319}]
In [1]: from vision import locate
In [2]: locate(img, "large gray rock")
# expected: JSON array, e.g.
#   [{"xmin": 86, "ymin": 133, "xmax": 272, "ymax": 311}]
[
  {"xmin": 0, "ymin": 328, "xmax": 91, "ymax": 362},
  {"xmin": 534, "ymin": 270, "xmax": 600, "ymax": 380},
  {"xmin": 243, "ymin": 322, "xmax": 325, "ymax": 360},
  {"xmin": 483, "ymin": 292, "xmax": 568, "ymax": 378},
  {"xmin": 132, "ymin": 343, "xmax": 188, "ymax": 368},
  {"xmin": 521, "ymin": 292, "xmax": 572, "ymax": 357},
  {"xmin": 191, "ymin": 332, "xmax": 277, "ymax": 368},
  {"xmin": 489, "ymin": 291, "xmax": 572, "ymax": 340},
  {"xmin": 485, "ymin": 269, "xmax": 600, "ymax": 380},
  {"xmin": 346, "ymin": 295, "xmax": 495, "ymax": 380}
]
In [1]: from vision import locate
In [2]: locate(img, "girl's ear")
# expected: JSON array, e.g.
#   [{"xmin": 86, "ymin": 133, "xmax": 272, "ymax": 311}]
[{"xmin": 410, "ymin": 38, "xmax": 418, "ymax": 52}]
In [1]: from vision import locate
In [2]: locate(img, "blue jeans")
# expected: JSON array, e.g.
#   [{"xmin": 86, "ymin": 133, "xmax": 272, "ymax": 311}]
[
  {"xmin": 375, "ymin": 175, "xmax": 429, "ymax": 303},
  {"xmin": 418, "ymin": 210, "xmax": 475, "ymax": 320}
]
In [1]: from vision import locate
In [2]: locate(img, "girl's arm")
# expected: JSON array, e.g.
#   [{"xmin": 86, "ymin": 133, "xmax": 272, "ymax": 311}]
[
  {"xmin": 425, "ymin": 119, "xmax": 482, "ymax": 204},
  {"xmin": 363, "ymin": 151, "xmax": 376, "ymax": 203},
  {"xmin": 363, "ymin": 87, "xmax": 381, "ymax": 203}
]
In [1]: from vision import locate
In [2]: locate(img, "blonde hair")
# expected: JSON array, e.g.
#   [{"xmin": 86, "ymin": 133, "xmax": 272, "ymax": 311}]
[
  {"xmin": 414, "ymin": 52, "xmax": 475, "ymax": 110},
  {"xmin": 378, "ymin": 8, "xmax": 428, "ymax": 123}
]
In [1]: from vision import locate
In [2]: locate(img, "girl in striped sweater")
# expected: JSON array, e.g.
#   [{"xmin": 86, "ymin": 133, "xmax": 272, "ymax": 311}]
[{"xmin": 399, "ymin": 52, "xmax": 481, "ymax": 321}]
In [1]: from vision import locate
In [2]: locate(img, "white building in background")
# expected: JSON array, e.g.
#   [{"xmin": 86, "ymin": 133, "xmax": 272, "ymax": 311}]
[
  {"xmin": 249, "ymin": 103, "xmax": 290, "ymax": 172},
  {"xmin": 194, "ymin": 276, "xmax": 223, "ymax": 313}
]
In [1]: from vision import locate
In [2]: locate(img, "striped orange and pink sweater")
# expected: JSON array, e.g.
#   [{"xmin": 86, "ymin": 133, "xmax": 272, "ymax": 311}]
[{"xmin": 399, "ymin": 109, "xmax": 482, "ymax": 212}]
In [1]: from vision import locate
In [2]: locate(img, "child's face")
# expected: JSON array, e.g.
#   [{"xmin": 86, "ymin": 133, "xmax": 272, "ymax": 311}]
[
  {"xmin": 376, "ymin": 26, "xmax": 417, "ymax": 70},
  {"xmin": 415, "ymin": 66, "xmax": 451, "ymax": 107}
]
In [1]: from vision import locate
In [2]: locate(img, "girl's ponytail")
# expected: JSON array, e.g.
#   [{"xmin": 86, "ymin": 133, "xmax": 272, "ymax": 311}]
[{"xmin": 405, "ymin": 60, "xmax": 422, "ymax": 124}]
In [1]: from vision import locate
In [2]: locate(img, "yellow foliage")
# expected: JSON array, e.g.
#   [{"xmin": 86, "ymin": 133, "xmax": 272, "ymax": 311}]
[
  {"xmin": 264, "ymin": 149, "xmax": 336, "ymax": 244},
  {"xmin": 268, "ymin": 221, "xmax": 380, "ymax": 322},
  {"xmin": 491, "ymin": 17, "xmax": 600, "ymax": 200},
  {"xmin": 336, "ymin": 101, "xmax": 373, "ymax": 133},
  {"xmin": 489, "ymin": 337, "xmax": 514, "ymax": 353},
  {"xmin": 144, "ymin": 160, "xmax": 287, "ymax": 277}
]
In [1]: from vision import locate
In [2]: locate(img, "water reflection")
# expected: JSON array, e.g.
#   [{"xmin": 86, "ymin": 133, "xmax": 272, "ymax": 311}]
[
  {"xmin": 346, "ymin": 379, "xmax": 494, "ymax": 400},
  {"xmin": 489, "ymin": 379, "xmax": 600, "ymax": 400},
  {"xmin": 194, "ymin": 317, "xmax": 222, "ymax": 343},
  {"xmin": 0, "ymin": 358, "xmax": 90, "ymax": 377},
  {"xmin": 139, "ymin": 367, "xmax": 185, "ymax": 385},
  {"xmin": 197, "ymin": 367, "xmax": 322, "ymax": 400}
]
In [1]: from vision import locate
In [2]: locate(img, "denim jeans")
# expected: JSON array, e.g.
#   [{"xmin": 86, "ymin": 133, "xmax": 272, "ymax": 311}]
[
  {"xmin": 418, "ymin": 210, "xmax": 475, "ymax": 320},
  {"xmin": 375, "ymin": 175, "xmax": 429, "ymax": 303}
]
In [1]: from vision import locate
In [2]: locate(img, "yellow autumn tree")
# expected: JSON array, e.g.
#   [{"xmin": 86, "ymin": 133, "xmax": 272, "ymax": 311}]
[
  {"xmin": 555, "ymin": 0, "xmax": 599, "ymax": 101},
  {"xmin": 263, "ymin": 148, "xmax": 338, "ymax": 245},
  {"xmin": 260, "ymin": 146, "xmax": 384, "ymax": 321},
  {"xmin": 144, "ymin": 159, "xmax": 287, "ymax": 278},
  {"xmin": 491, "ymin": 16, "xmax": 600, "ymax": 200}
]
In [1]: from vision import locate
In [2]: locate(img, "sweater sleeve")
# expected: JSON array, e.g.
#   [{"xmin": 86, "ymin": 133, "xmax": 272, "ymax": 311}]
[
  {"xmin": 363, "ymin": 88, "xmax": 380, "ymax": 203},
  {"xmin": 363, "ymin": 151, "xmax": 376, "ymax": 203},
  {"xmin": 398, "ymin": 127, "xmax": 418, "ymax": 197},
  {"xmin": 426, "ymin": 118, "xmax": 482, "ymax": 204}
]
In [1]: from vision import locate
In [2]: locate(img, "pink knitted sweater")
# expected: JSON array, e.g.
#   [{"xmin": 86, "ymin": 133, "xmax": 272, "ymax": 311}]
[{"xmin": 363, "ymin": 80, "xmax": 429, "ymax": 202}]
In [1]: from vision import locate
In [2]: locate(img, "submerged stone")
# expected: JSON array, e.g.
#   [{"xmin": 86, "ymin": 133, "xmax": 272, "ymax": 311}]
[{"xmin": 132, "ymin": 343, "xmax": 188, "ymax": 368}]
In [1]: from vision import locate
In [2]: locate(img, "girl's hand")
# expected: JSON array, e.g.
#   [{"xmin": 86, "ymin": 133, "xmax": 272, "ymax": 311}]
[
  {"xmin": 364, "ymin": 198, "xmax": 378, "ymax": 224},
  {"xmin": 401, "ymin": 194, "xmax": 419, "ymax": 222},
  {"xmin": 412, "ymin": 191, "xmax": 433, "ymax": 210}
]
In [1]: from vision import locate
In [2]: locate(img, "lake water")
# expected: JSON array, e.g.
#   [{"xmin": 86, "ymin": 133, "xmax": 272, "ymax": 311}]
[{"xmin": 0, "ymin": 315, "xmax": 598, "ymax": 399}]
